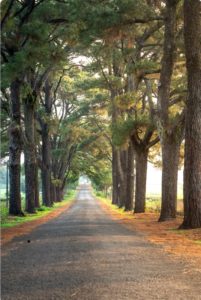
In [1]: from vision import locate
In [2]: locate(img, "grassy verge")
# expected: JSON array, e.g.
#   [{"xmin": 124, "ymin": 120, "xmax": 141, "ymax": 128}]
[
  {"xmin": 97, "ymin": 196, "xmax": 126, "ymax": 214},
  {"xmin": 95, "ymin": 192, "xmax": 183, "ymax": 215},
  {"xmin": 95, "ymin": 193, "xmax": 134, "ymax": 220},
  {"xmin": 1, "ymin": 190, "xmax": 76, "ymax": 228}
]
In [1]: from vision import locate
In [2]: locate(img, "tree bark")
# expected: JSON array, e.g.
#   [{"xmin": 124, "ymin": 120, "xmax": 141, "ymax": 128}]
[
  {"xmin": 134, "ymin": 149, "xmax": 148, "ymax": 213},
  {"xmin": 131, "ymin": 129, "xmax": 157, "ymax": 214},
  {"xmin": 159, "ymin": 134, "xmax": 180, "ymax": 221},
  {"xmin": 125, "ymin": 142, "xmax": 134, "ymax": 211},
  {"xmin": 55, "ymin": 187, "xmax": 62, "ymax": 202},
  {"xmin": 157, "ymin": 0, "xmax": 179, "ymax": 221},
  {"xmin": 158, "ymin": 0, "xmax": 177, "ymax": 127},
  {"xmin": 9, "ymin": 79, "xmax": 23, "ymax": 215},
  {"xmin": 41, "ymin": 79, "xmax": 52, "ymax": 207},
  {"xmin": 111, "ymin": 83, "xmax": 124, "ymax": 207},
  {"xmin": 112, "ymin": 147, "xmax": 119, "ymax": 205},
  {"xmin": 41, "ymin": 125, "xmax": 52, "ymax": 206},
  {"xmin": 50, "ymin": 183, "xmax": 56, "ymax": 203},
  {"xmin": 117, "ymin": 149, "xmax": 127, "ymax": 208},
  {"xmin": 34, "ymin": 164, "xmax": 40, "ymax": 208},
  {"xmin": 181, "ymin": 0, "xmax": 201, "ymax": 228},
  {"xmin": 24, "ymin": 93, "xmax": 37, "ymax": 213}
]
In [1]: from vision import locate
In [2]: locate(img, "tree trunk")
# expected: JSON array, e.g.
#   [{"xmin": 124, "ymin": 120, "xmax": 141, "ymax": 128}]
[
  {"xmin": 181, "ymin": 0, "xmax": 201, "ymax": 229},
  {"xmin": 60, "ymin": 189, "xmax": 64, "ymax": 201},
  {"xmin": 159, "ymin": 134, "xmax": 180, "ymax": 221},
  {"xmin": 41, "ymin": 125, "xmax": 52, "ymax": 207},
  {"xmin": 41, "ymin": 79, "xmax": 52, "ymax": 207},
  {"xmin": 157, "ymin": 0, "xmax": 179, "ymax": 221},
  {"xmin": 34, "ymin": 164, "xmax": 40, "ymax": 208},
  {"xmin": 9, "ymin": 79, "xmax": 23, "ymax": 215},
  {"xmin": 125, "ymin": 142, "xmax": 134, "ymax": 211},
  {"xmin": 55, "ymin": 187, "xmax": 62, "ymax": 202},
  {"xmin": 24, "ymin": 94, "xmax": 37, "ymax": 213},
  {"xmin": 112, "ymin": 147, "xmax": 119, "ymax": 205},
  {"xmin": 117, "ymin": 150, "xmax": 127, "ymax": 208},
  {"xmin": 157, "ymin": 0, "xmax": 177, "ymax": 127},
  {"xmin": 111, "ymin": 84, "xmax": 121, "ymax": 206},
  {"xmin": 134, "ymin": 149, "xmax": 148, "ymax": 213},
  {"xmin": 50, "ymin": 183, "xmax": 56, "ymax": 204}
]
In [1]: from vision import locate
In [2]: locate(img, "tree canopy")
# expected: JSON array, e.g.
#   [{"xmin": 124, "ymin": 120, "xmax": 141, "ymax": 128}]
[{"xmin": 1, "ymin": 0, "xmax": 201, "ymax": 229}]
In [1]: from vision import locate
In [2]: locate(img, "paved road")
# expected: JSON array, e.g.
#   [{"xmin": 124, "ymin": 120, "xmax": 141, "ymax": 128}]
[{"xmin": 1, "ymin": 186, "xmax": 201, "ymax": 300}]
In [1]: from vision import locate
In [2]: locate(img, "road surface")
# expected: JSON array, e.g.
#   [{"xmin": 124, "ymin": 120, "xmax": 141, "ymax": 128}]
[{"xmin": 1, "ymin": 186, "xmax": 201, "ymax": 299}]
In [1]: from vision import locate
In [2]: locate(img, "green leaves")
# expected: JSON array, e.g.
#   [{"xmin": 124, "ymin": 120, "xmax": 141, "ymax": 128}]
[{"xmin": 112, "ymin": 117, "xmax": 134, "ymax": 146}]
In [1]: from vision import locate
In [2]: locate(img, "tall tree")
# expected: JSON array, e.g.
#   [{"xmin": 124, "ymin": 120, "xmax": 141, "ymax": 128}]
[
  {"xmin": 181, "ymin": 0, "xmax": 201, "ymax": 229},
  {"xmin": 37, "ymin": 78, "xmax": 54, "ymax": 207},
  {"xmin": 23, "ymin": 85, "xmax": 37, "ymax": 213},
  {"xmin": 157, "ymin": 0, "xmax": 184, "ymax": 221},
  {"xmin": 125, "ymin": 141, "xmax": 135, "ymax": 211},
  {"xmin": 9, "ymin": 79, "xmax": 23, "ymax": 215}
]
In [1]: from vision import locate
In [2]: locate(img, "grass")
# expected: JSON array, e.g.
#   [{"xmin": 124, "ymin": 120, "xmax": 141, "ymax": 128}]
[
  {"xmin": 95, "ymin": 193, "xmax": 134, "ymax": 220},
  {"xmin": 146, "ymin": 197, "xmax": 161, "ymax": 213},
  {"xmin": 99, "ymin": 196, "xmax": 124, "ymax": 213},
  {"xmin": 95, "ymin": 191, "xmax": 183, "ymax": 215},
  {"xmin": 1, "ymin": 190, "xmax": 76, "ymax": 228},
  {"xmin": 146, "ymin": 194, "xmax": 183, "ymax": 214}
]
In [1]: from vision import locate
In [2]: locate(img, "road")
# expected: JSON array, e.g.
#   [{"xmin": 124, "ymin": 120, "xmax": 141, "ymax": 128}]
[{"xmin": 1, "ymin": 186, "xmax": 201, "ymax": 300}]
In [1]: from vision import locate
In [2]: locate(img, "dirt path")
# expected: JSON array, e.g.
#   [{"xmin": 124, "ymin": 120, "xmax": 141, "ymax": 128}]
[{"xmin": 1, "ymin": 187, "xmax": 201, "ymax": 300}]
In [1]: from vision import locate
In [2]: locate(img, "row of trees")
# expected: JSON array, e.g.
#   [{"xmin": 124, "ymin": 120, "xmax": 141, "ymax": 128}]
[
  {"xmin": 78, "ymin": 0, "xmax": 200, "ymax": 228},
  {"xmin": 1, "ymin": 0, "xmax": 201, "ymax": 228},
  {"xmin": 1, "ymin": 0, "xmax": 111, "ymax": 215}
]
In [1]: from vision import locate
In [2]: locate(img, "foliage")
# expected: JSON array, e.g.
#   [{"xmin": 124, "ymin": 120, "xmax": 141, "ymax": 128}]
[{"xmin": 0, "ymin": 0, "xmax": 192, "ymax": 222}]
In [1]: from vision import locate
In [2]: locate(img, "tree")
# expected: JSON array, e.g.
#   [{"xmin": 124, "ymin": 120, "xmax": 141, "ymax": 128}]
[
  {"xmin": 1, "ymin": 0, "xmax": 41, "ymax": 215},
  {"xmin": 23, "ymin": 82, "xmax": 37, "ymax": 213},
  {"xmin": 181, "ymin": 0, "xmax": 201, "ymax": 229},
  {"xmin": 157, "ymin": 0, "xmax": 184, "ymax": 221},
  {"xmin": 1, "ymin": 0, "xmax": 86, "ymax": 212},
  {"xmin": 1, "ymin": 0, "xmax": 52, "ymax": 214},
  {"xmin": 1, "ymin": 0, "xmax": 199, "ymax": 228},
  {"xmin": 9, "ymin": 79, "xmax": 23, "ymax": 215},
  {"xmin": 37, "ymin": 78, "xmax": 54, "ymax": 207}
]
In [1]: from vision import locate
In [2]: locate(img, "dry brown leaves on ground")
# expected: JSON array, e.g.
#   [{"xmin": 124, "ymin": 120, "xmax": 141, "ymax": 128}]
[{"xmin": 98, "ymin": 199, "xmax": 201, "ymax": 264}]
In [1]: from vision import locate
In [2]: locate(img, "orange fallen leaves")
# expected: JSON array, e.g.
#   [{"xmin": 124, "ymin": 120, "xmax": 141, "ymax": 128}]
[{"xmin": 98, "ymin": 199, "xmax": 201, "ymax": 264}]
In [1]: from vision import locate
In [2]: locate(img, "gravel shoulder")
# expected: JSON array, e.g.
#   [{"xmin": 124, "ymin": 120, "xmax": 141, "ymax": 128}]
[{"xmin": 1, "ymin": 187, "xmax": 201, "ymax": 300}]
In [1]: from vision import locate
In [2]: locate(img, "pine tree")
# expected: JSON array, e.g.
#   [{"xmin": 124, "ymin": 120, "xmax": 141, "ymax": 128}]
[{"xmin": 181, "ymin": 0, "xmax": 201, "ymax": 229}]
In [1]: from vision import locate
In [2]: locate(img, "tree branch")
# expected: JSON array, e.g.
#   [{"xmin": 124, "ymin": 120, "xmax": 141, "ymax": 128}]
[{"xmin": 1, "ymin": 0, "xmax": 15, "ymax": 29}]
